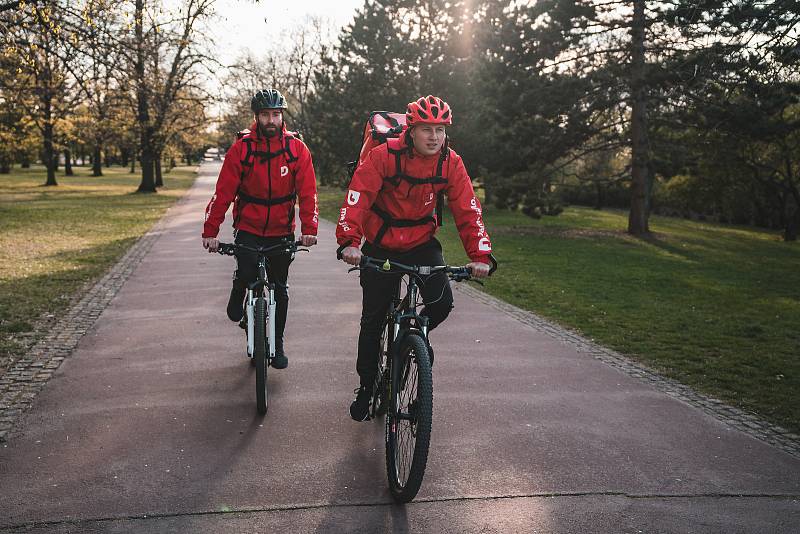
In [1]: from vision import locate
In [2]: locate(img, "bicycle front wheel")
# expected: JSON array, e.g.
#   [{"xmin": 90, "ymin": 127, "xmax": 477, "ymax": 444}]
[
  {"xmin": 370, "ymin": 318, "xmax": 390, "ymax": 418},
  {"xmin": 386, "ymin": 333, "xmax": 432, "ymax": 502},
  {"xmin": 254, "ymin": 295, "xmax": 268, "ymax": 415}
]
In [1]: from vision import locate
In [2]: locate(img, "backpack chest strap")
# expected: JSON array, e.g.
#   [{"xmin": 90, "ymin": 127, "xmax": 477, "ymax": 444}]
[
  {"xmin": 370, "ymin": 204, "xmax": 436, "ymax": 246},
  {"xmin": 238, "ymin": 191, "xmax": 297, "ymax": 206}
]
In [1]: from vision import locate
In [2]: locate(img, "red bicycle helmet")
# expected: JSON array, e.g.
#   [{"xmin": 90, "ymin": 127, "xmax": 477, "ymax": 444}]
[{"xmin": 406, "ymin": 95, "xmax": 452, "ymax": 126}]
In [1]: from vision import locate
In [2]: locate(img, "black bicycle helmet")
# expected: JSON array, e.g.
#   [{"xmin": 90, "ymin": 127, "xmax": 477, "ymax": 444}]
[{"xmin": 251, "ymin": 89, "xmax": 288, "ymax": 112}]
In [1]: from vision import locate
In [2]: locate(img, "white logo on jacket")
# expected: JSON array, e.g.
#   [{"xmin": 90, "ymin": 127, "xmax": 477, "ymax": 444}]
[
  {"xmin": 347, "ymin": 190, "xmax": 361, "ymax": 206},
  {"xmin": 280, "ymin": 165, "xmax": 289, "ymax": 177},
  {"xmin": 478, "ymin": 237, "xmax": 491, "ymax": 252},
  {"xmin": 339, "ymin": 207, "xmax": 350, "ymax": 231}
]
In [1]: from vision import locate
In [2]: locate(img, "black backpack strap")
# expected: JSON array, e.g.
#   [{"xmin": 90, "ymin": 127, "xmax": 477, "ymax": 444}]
[
  {"xmin": 283, "ymin": 135, "xmax": 298, "ymax": 164},
  {"xmin": 240, "ymin": 138, "xmax": 255, "ymax": 168},
  {"xmin": 384, "ymin": 145, "xmax": 449, "ymax": 186},
  {"xmin": 370, "ymin": 204, "xmax": 436, "ymax": 246},
  {"xmin": 238, "ymin": 191, "xmax": 297, "ymax": 206},
  {"xmin": 435, "ymin": 148, "xmax": 449, "ymax": 227},
  {"xmin": 251, "ymin": 147, "xmax": 287, "ymax": 162}
]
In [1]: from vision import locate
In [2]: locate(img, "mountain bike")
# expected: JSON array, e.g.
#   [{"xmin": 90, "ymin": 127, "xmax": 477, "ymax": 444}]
[
  {"xmin": 351, "ymin": 254, "xmax": 497, "ymax": 502},
  {"xmin": 217, "ymin": 239, "xmax": 306, "ymax": 415}
]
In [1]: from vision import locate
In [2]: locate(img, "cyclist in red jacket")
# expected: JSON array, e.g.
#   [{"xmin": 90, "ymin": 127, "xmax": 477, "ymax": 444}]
[
  {"xmin": 337, "ymin": 95, "xmax": 492, "ymax": 421},
  {"xmin": 202, "ymin": 89, "xmax": 318, "ymax": 369}
]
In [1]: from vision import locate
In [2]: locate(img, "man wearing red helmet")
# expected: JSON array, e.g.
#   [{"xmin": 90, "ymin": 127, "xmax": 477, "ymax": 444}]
[
  {"xmin": 337, "ymin": 95, "xmax": 493, "ymax": 421},
  {"xmin": 202, "ymin": 89, "xmax": 319, "ymax": 369}
]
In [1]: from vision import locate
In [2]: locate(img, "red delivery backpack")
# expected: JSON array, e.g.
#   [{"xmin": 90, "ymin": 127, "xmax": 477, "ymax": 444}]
[{"xmin": 347, "ymin": 111, "xmax": 407, "ymax": 178}]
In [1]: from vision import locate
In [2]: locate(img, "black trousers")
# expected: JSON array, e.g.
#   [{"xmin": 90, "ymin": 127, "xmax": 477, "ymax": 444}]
[
  {"xmin": 357, "ymin": 238, "xmax": 454, "ymax": 387},
  {"xmin": 233, "ymin": 230, "xmax": 293, "ymax": 347}
]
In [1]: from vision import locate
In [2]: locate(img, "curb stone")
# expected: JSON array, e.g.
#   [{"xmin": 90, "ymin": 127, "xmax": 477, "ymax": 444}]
[{"xmin": 454, "ymin": 282, "xmax": 800, "ymax": 460}]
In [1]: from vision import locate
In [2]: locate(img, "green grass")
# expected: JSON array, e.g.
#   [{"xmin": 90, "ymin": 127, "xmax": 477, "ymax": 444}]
[
  {"xmin": 318, "ymin": 186, "xmax": 800, "ymax": 433},
  {"xmin": 0, "ymin": 164, "xmax": 197, "ymax": 372}
]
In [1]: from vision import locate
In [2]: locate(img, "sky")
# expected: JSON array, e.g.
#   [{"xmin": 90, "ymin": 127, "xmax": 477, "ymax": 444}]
[{"xmin": 210, "ymin": 0, "xmax": 365, "ymax": 67}]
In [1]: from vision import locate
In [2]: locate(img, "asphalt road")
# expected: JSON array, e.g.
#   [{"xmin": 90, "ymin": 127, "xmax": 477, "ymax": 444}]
[{"xmin": 1, "ymin": 162, "xmax": 798, "ymax": 533}]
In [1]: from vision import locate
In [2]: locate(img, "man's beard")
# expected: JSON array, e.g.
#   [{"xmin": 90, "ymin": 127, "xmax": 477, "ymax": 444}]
[{"xmin": 258, "ymin": 123, "xmax": 279, "ymax": 138}]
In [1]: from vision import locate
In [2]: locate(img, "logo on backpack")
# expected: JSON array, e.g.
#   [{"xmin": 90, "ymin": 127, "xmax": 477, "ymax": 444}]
[
  {"xmin": 347, "ymin": 190, "xmax": 361, "ymax": 206},
  {"xmin": 280, "ymin": 165, "xmax": 289, "ymax": 177}
]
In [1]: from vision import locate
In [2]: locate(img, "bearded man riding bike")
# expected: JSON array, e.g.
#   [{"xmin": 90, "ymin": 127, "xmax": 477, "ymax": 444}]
[
  {"xmin": 202, "ymin": 88, "xmax": 319, "ymax": 369},
  {"xmin": 336, "ymin": 95, "xmax": 492, "ymax": 421}
]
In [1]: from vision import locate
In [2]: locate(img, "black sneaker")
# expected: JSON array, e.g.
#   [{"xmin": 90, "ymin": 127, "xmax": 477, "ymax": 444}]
[
  {"xmin": 271, "ymin": 347, "xmax": 288, "ymax": 369},
  {"xmin": 350, "ymin": 385, "xmax": 371, "ymax": 422},
  {"xmin": 226, "ymin": 286, "xmax": 246, "ymax": 322}
]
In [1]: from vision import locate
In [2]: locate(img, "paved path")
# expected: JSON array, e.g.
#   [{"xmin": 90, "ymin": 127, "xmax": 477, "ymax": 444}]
[{"xmin": 1, "ymin": 162, "xmax": 798, "ymax": 533}]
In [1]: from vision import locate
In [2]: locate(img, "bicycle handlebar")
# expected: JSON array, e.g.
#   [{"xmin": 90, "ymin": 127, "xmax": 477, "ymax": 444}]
[
  {"xmin": 352, "ymin": 255, "xmax": 483, "ymax": 283},
  {"xmin": 216, "ymin": 239, "xmax": 305, "ymax": 257}
]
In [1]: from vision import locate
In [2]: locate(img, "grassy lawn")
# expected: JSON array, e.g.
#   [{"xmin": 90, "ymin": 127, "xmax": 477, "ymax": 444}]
[
  {"xmin": 0, "ymin": 164, "xmax": 197, "ymax": 373},
  {"xmin": 318, "ymin": 186, "xmax": 800, "ymax": 433}
]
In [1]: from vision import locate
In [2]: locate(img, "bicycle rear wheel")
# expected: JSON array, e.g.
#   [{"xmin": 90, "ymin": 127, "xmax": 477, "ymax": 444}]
[
  {"xmin": 385, "ymin": 333, "xmax": 432, "ymax": 502},
  {"xmin": 254, "ymin": 295, "xmax": 268, "ymax": 415}
]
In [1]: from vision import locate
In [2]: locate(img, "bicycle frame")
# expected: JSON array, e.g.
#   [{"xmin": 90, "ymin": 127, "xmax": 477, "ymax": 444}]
[{"xmin": 389, "ymin": 274, "xmax": 428, "ymax": 355}]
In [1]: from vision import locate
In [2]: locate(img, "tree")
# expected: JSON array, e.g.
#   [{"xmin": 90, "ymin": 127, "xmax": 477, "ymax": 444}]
[
  {"xmin": 308, "ymin": 0, "xmax": 478, "ymax": 185},
  {"xmin": 2, "ymin": 1, "xmax": 80, "ymax": 185},
  {"xmin": 119, "ymin": 0, "xmax": 215, "ymax": 192}
]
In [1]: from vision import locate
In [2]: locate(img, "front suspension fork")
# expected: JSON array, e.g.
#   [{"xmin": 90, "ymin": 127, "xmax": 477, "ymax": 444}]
[{"xmin": 245, "ymin": 287, "xmax": 275, "ymax": 358}]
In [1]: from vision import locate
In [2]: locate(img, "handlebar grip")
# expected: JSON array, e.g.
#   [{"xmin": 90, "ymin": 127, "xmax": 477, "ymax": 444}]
[
  {"xmin": 216, "ymin": 243, "xmax": 236, "ymax": 255},
  {"xmin": 336, "ymin": 241, "xmax": 351, "ymax": 261}
]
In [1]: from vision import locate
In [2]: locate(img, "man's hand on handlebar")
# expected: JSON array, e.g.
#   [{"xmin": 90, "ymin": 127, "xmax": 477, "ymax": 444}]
[
  {"xmin": 300, "ymin": 235, "xmax": 317, "ymax": 247},
  {"xmin": 340, "ymin": 246, "xmax": 362, "ymax": 266},
  {"xmin": 466, "ymin": 262, "xmax": 490, "ymax": 279},
  {"xmin": 202, "ymin": 237, "xmax": 219, "ymax": 253}
]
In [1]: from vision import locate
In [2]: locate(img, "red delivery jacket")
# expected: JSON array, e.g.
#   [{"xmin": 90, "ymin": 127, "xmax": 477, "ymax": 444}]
[
  {"xmin": 336, "ymin": 132, "xmax": 492, "ymax": 263},
  {"xmin": 203, "ymin": 123, "xmax": 318, "ymax": 238}
]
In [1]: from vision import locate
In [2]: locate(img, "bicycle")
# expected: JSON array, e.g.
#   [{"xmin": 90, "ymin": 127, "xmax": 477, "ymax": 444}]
[
  {"xmin": 216, "ymin": 238, "xmax": 306, "ymax": 415},
  {"xmin": 349, "ymin": 254, "xmax": 497, "ymax": 502}
]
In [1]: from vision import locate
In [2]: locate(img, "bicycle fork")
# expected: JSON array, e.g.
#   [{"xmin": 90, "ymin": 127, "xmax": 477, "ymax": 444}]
[
  {"xmin": 245, "ymin": 288, "xmax": 276, "ymax": 359},
  {"xmin": 246, "ymin": 290, "xmax": 256, "ymax": 356},
  {"xmin": 267, "ymin": 287, "xmax": 276, "ymax": 359}
]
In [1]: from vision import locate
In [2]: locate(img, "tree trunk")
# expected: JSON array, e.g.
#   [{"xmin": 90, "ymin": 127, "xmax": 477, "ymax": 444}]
[
  {"xmin": 43, "ymin": 120, "xmax": 58, "ymax": 186},
  {"xmin": 154, "ymin": 150, "xmax": 163, "ymax": 187},
  {"xmin": 64, "ymin": 148, "xmax": 74, "ymax": 176},
  {"xmin": 92, "ymin": 141, "xmax": 103, "ymax": 176},
  {"xmin": 785, "ymin": 210, "xmax": 799, "ymax": 242},
  {"xmin": 0, "ymin": 159, "xmax": 10, "ymax": 174},
  {"xmin": 627, "ymin": 0, "xmax": 650, "ymax": 235},
  {"xmin": 130, "ymin": 152, "xmax": 136, "ymax": 174},
  {"xmin": 21, "ymin": 157, "xmax": 30, "ymax": 168},
  {"xmin": 138, "ymin": 133, "xmax": 156, "ymax": 192},
  {"xmin": 134, "ymin": 0, "xmax": 156, "ymax": 193},
  {"xmin": 594, "ymin": 182, "xmax": 606, "ymax": 210},
  {"xmin": 121, "ymin": 148, "xmax": 129, "ymax": 167},
  {"xmin": 784, "ymin": 189, "xmax": 800, "ymax": 242}
]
